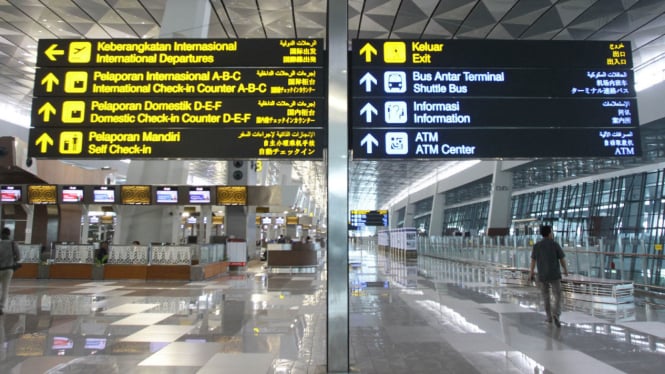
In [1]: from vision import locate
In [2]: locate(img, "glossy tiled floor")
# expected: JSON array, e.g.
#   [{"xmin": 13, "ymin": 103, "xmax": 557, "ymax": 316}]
[
  {"xmin": 1, "ymin": 242, "xmax": 664, "ymax": 373},
  {"xmin": 349, "ymin": 243, "xmax": 665, "ymax": 374},
  {"xmin": 0, "ymin": 263, "xmax": 328, "ymax": 373}
]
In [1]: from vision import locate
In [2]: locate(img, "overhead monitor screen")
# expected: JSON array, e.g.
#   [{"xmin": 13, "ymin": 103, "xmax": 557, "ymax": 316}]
[
  {"xmin": 84, "ymin": 338, "xmax": 107, "ymax": 350},
  {"xmin": 156, "ymin": 187, "xmax": 178, "ymax": 204},
  {"xmin": 1, "ymin": 186, "xmax": 21, "ymax": 202},
  {"xmin": 188, "ymin": 187, "xmax": 211, "ymax": 204},
  {"xmin": 51, "ymin": 336, "xmax": 74, "ymax": 350},
  {"xmin": 61, "ymin": 186, "xmax": 84, "ymax": 203},
  {"xmin": 93, "ymin": 186, "xmax": 115, "ymax": 203}
]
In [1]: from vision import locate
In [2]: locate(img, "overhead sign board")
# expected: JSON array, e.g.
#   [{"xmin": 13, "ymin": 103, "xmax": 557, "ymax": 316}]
[
  {"xmin": 36, "ymin": 39, "xmax": 321, "ymax": 67},
  {"xmin": 350, "ymin": 209, "xmax": 389, "ymax": 227},
  {"xmin": 33, "ymin": 67, "xmax": 322, "ymax": 97},
  {"xmin": 31, "ymin": 97, "xmax": 322, "ymax": 127},
  {"xmin": 28, "ymin": 128, "xmax": 323, "ymax": 159},
  {"xmin": 29, "ymin": 38, "xmax": 325, "ymax": 160},
  {"xmin": 351, "ymin": 39, "xmax": 640, "ymax": 159}
]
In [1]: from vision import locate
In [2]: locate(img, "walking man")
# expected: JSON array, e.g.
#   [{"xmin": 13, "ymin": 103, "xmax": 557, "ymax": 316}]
[{"xmin": 529, "ymin": 225, "xmax": 568, "ymax": 327}]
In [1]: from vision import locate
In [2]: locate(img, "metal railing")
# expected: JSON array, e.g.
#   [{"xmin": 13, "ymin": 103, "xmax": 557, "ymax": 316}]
[{"xmin": 418, "ymin": 235, "xmax": 665, "ymax": 291}]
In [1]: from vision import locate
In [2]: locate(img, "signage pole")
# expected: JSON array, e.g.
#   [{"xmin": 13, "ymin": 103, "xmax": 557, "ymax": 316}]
[{"xmin": 327, "ymin": 1, "xmax": 349, "ymax": 372}]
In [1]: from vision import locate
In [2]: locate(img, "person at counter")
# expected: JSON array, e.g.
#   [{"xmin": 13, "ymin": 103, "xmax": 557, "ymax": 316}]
[{"xmin": 96, "ymin": 241, "xmax": 109, "ymax": 264}]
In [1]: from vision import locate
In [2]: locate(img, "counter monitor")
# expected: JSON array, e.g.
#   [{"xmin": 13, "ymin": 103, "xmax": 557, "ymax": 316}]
[
  {"xmin": 188, "ymin": 187, "xmax": 211, "ymax": 204},
  {"xmin": 61, "ymin": 186, "xmax": 84, "ymax": 203},
  {"xmin": 156, "ymin": 186, "xmax": 178, "ymax": 204},
  {"xmin": 93, "ymin": 186, "xmax": 115, "ymax": 203},
  {"xmin": 1, "ymin": 186, "xmax": 21, "ymax": 202}
]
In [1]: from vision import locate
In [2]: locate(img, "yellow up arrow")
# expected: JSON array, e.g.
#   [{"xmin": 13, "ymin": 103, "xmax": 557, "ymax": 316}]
[
  {"xmin": 44, "ymin": 44, "xmax": 65, "ymax": 61},
  {"xmin": 35, "ymin": 133, "xmax": 54, "ymax": 153},
  {"xmin": 359, "ymin": 42, "xmax": 378, "ymax": 63},
  {"xmin": 37, "ymin": 102, "xmax": 57, "ymax": 122},
  {"xmin": 41, "ymin": 72, "xmax": 60, "ymax": 92}
]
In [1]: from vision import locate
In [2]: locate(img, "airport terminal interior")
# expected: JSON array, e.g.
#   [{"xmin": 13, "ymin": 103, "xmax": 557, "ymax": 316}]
[{"xmin": 1, "ymin": 0, "xmax": 665, "ymax": 373}]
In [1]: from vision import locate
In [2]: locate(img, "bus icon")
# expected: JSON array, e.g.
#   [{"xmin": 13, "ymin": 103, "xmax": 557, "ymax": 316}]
[{"xmin": 384, "ymin": 71, "xmax": 406, "ymax": 93}]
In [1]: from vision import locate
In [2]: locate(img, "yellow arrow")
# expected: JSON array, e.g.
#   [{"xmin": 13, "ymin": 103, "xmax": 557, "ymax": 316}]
[
  {"xmin": 45, "ymin": 44, "xmax": 65, "ymax": 61},
  {"xmin": 37, "ymin": 102, "xmax": 57, "ymax": 122},
  {"xmin": 359, "ymin": 42, "xmax": 378, "ymax": 63},
  {"xmin": 40, "ymin": 72, "xmax": 60, "ymax": 92},
  {"xmin": 35, "ymin": 133, "xmax": 54, "ymax": 153}
]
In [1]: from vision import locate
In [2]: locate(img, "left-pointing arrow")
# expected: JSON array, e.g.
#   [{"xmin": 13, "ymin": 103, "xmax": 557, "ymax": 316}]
[
  {"xmin": 35, "ymin": 133, "xmax": 54, "ymax": 153},
  {"xmin": 37, "ymin": 102, "xmax": 57, "ymax": 122},
  {"xmin": 45, "ymin": 44, "xmax": 65, "ymax": 61},
  {"xmin": 40, "ymin": 72, "xmax": 60, "ymax": 92}
]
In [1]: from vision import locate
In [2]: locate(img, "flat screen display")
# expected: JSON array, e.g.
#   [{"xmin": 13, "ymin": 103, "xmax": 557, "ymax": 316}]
[
  {"xmin": 61, "ymin": 186, "xmax": 84, "ymax": 203},
  {"xmin": 93, "ymin": 186, "xmax": 115, "ymax": 203},
  {"xmin": 156, "ymin": 187, "xmax": 178, "ymax": 204},
  {"xmin": 84, "ymin": 338, "xmax": 107, "ymax": 350},
  {"xmin": 1, "ymin": 186, "xmax": 21, "ymax": 202},
  {"xmin": 51, "ymin": 336, "xmax": 74, "ymax": 350},
  {"xmin": 188, "ymin": 187, "xmax": 211, "ymax": 204}
]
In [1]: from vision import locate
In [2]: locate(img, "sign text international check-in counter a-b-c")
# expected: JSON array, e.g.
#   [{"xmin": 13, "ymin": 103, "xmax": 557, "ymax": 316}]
[{"xmin": 29, "ymin": 39, "xmax": 326, "ymax": 160}]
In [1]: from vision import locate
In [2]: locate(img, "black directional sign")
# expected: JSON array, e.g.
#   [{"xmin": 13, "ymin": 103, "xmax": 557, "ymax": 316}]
[
  {"xmin": 28, "ymin": 127, "xmax": 323, "ymax": 159},
  {"xmin": 32, "ymin": 97, "xmax": 323, "ymax": 127},
  {"xmin": 350, "ymin": 210, "xmax": 389, "ymax": 228},
  {"xmin": 36, "ymin": 39, "xmax": 322, "ymax": 67},
  {"xmin": 351, "ymin": 39, "xmax": 640, "ymax": 159},
  {"xmin": 34, "ymin": 67, "xmax": 322, "ymax": 97},
  {"xmin": 29, "ymin": 38, "xmax": 325, "ymax": 160}
]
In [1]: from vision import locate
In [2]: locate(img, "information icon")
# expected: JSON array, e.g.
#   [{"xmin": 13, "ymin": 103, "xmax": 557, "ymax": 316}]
[
  {"xmin": 384, "ymin": 101, "xmax": 407, "ymax": 124},
  {"xmin": 385, "ymin": 132, "xmax": 408, "ymax": 155}
]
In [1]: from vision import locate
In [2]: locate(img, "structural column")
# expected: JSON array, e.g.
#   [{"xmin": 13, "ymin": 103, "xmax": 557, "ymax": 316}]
[
  {"xmin": 327, "ymin": 1, "xmax": 349, "ymax": 371},
  {"xmin": 225, "ymin": 160, "xmax": 257, "ymax": 258},
  {"xmin": 487, "ymin": 161, "xmax": 513, "ymax": 236},
  {"xmin": 430, "ymin": 192, "xmax": 445, "ymax": 236}
]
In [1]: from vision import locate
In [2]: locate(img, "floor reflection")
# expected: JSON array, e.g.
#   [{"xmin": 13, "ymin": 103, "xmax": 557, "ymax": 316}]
[
  {"xmin": 349, "ymin": 243, "xmax": 665, "ymax": 374},
  {"xmin": 0, "ymin": 263, "xmax": 327, "ymax": 373}
]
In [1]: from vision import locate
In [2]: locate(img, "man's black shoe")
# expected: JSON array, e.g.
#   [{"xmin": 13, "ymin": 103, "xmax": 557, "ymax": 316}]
[{"xmin": 553, "ymin": 316, "xmax": 561, "ymax": 327}]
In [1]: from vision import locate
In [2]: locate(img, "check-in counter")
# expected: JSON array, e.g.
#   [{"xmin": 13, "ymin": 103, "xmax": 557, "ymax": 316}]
[
  {"xmin": 267, "ymin": 242, "xmax": 318, "ymax": 271},
  {"xmin": 17, "ymin": 243, "xmax": 229, "ymax": 281}
]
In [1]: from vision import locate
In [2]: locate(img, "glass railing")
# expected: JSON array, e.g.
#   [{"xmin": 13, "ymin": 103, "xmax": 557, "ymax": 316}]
[{"xmin": 418, "ymin": 235, "xmax": 665, "ymax": 289}]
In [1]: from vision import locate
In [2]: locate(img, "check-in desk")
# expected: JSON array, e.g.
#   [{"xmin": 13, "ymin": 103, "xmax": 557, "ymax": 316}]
[
  {"xmin": 14, "ymin": 244, "xmax": 42, "ymax": 279},
  {"xmin": 16, "ymin": 243, "xmax": 229, "ymax": 281},
  {"xmin": 266, "ymin": 242, "xmax": 319, "ymax": 272}
]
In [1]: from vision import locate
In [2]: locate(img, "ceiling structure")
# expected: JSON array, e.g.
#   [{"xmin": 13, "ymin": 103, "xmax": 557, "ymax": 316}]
[{"xmin": 1, "ymin": 0, "xmax": 665, "ymax": 211}]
